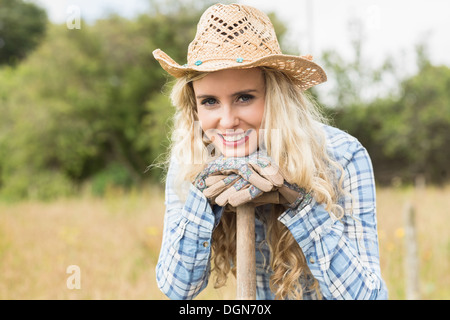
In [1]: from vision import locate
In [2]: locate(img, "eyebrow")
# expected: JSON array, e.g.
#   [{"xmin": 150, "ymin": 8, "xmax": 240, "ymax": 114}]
[{"xmin": 195, "ymin": 89, "xmax": 259, "ymax": 100}]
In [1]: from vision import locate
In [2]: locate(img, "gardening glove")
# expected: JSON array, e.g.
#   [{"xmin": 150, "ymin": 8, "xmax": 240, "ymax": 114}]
[
  {"xmin": 212, "ymin": 178, "xmax": 263, "ymax": 207},
  {"xmin": 201, "ymin": 150, "xmax": 285, "ymax": 206},
  {"xmin": 193, "ymin": 150, "xmax": 284, "ymax": 194},
  {"xmin": 192, "ymin": 157, "xmax": 232, "ymax": 193},
  {"xmin": 195, "ymin": 167, "xmax": 264, "ymax": 207},
  {"xmin": 202, "ymin": 173, "xmax": 241, "ymax": 198},
  {"xmin": 278, "ymin": 181, "xmax": 313, "ymax": 210},
  {"xmin": 205, "ymin": 174, "xmax": 312, "ymax": 209}
]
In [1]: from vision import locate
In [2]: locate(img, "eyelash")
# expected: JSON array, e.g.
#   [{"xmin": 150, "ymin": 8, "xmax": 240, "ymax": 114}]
[
  {"xmin": 200, "ymin": 94, "xmax": 255, "ymax": 106},
  {"xmin": 201, "ymin": 98, "xmax": 218, "ymax": 106},
  {"xmin": 238, "ymin": 94, "xmax": 254, "ymax": 103}
]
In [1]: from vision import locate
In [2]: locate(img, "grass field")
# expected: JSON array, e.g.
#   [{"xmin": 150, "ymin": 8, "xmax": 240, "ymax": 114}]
[{"xmin": 0, "ymin": 184, "xmax": 449, "ymax": 300}]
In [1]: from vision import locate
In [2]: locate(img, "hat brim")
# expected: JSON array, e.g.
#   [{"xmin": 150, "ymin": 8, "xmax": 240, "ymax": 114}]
[{"xmin": 153, "ymin": 49, "xmax": 327, "ymax": 91}]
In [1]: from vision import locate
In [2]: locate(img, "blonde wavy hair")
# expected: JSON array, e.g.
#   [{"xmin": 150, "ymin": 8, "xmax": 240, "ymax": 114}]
[{"xmin": 164, "ymin": 67, "xmax": 345, "ymax": 300}]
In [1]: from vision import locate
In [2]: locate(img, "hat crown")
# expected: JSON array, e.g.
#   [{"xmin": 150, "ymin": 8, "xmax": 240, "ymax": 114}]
[
  {"xmin": 187, "ymin": 3, "xmax": 282, "ymax": 64},
  {"xmin": 152, "ymin": 3, "xmax": 327, "ymax": 91}
]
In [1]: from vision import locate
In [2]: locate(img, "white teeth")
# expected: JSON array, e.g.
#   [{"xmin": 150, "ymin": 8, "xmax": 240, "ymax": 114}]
[{"xmin": 222, "ymin": 133, "xmax": 246, "ymax": 142}]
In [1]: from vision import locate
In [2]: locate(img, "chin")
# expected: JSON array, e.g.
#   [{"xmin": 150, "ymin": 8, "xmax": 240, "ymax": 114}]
[{"xmin": 217, "ymin": 143, "xmax": 258, "ymax": 157}]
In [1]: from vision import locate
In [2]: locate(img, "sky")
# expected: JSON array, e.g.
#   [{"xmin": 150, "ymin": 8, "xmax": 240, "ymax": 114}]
[{"xmin": 31, "ymin": 0, "xmax": 450, "ymax": 77}]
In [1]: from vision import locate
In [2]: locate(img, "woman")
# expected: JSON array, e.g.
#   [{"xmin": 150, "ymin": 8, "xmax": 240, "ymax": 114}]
[{"xmin": 153, "ymin": 3, "xmax": 388, "ymax": 300}]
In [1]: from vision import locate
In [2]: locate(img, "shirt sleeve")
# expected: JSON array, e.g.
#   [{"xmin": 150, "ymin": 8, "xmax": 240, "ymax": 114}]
[
  {"xmin": 155, "ymin": 158, "xmax": 223, "ymax": 300},
  {"xmin": 278, "ymin": 138, "xmax": 388, "ymax": 300}
]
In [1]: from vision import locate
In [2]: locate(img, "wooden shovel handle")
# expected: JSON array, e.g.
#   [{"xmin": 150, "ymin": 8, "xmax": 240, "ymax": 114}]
[{"xmin": 236, "ymin": 203, "xmax": 256, "ymax": 300}]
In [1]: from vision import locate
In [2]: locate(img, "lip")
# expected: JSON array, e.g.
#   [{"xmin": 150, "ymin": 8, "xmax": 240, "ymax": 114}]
[
  {"xmin": 218, "ymin": 130, "xmax": 252, "ymax": 148},
  {"xmin": 219, "ymin": 129, "xmax": 253, "ymax": 136}
]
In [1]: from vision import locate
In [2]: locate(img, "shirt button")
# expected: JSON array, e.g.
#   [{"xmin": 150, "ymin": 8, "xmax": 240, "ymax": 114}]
[
  {"xmin": 309, "ymin": 257, "xmax": 315, "ymax": 264},
  {"xmin": 202, "ymin": 241, "xmax": 209, "ymax": 248}
]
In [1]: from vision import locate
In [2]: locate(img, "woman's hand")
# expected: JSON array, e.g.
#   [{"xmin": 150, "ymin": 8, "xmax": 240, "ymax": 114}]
[
  {"xmin": 194, "ymin": 150, "xmax": 311, "ymax": 209},
  {"xmin": 204, "ymin": 175, "xmax": 312, "ymax": 209},
  {"xmin": 277, "ymin": 181, "xmax": 312, "ymax": 210},
  {"xmin": 193, "ymin": 150, "xmax": 284, "ymax": 205}
]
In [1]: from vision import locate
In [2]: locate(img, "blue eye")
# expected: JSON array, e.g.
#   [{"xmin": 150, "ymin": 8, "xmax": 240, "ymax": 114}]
[
  {"xmin": 238, "ymin": 94, "xmax": 254, "ymax": 103},
  {"xmin": 201, "ymin": 98, "xmax": 217, "ymax": 106}
]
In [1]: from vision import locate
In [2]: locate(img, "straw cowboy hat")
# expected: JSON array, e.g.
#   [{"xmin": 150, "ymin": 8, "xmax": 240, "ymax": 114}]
[{"xmin": 153, "ymin": 3, "xmax": 326, "ymax": 91}]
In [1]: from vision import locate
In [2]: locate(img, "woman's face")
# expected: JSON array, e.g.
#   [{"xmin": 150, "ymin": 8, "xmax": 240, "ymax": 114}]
[{"xmin": 192, "ymin": 68, "xmax": 265, "ymax": 157}]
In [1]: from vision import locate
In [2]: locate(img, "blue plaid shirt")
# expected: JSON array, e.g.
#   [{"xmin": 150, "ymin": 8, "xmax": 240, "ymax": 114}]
[{"xmin": 156, "ymin": 124, "xmax": 388, "ymax": 300}]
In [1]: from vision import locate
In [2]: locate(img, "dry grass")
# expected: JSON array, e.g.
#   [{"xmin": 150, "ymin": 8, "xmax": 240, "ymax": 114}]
[
  {"xmin": 376, "ymin": 185, "xmax": 450, "ymax": 299},
  {"xmin": 0, "ymin": 184, "xmax": 448, "ymax": 299}
]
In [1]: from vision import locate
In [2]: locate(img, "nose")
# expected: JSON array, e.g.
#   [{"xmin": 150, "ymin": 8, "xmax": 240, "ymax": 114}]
[{"xmin": 219, "ymin": 105, "xmax": 239, "ymax": 129}]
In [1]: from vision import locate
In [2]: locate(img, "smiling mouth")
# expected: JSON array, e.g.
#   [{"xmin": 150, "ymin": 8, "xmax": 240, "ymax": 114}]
[
  {"xmin": 221, "ymin": 132, "xmax": 247, "ymax": 142},
  {"xmin": 218, "ymin": 130, "xmax": 253, "ymax": 147}
]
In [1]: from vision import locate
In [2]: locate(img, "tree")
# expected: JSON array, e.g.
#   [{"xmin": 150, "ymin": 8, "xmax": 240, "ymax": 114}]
[
  {"xmin": 0, "ymin": 0, "xmax": 47, "ymax": 65},
  {"xmin": 317, "ymin": 16, "xmax": 450, "ymax": 185},
  {"xmin": 375, "ymin": 63, "xmax": 450, "ymax": 184},
  {"xmin": 319, "ymin": 18, "xmax": 403, "ymax": 109},
  {"xmin": 326, "ymin": 42, "xmax": 450, "ymax": 185},
  {"xmin": 0, "ymin": 1, "xmax": 292, "ymax": 200}
]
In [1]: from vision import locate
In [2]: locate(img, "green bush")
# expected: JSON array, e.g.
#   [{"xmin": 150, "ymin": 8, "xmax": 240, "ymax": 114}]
[
  {"xmin": 90, "ymin": 163, "xmax": 135, "ymax": 197},
  {"xmin": 0, "ymin": 170, "xmax": 74, "ymax": 202}
]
